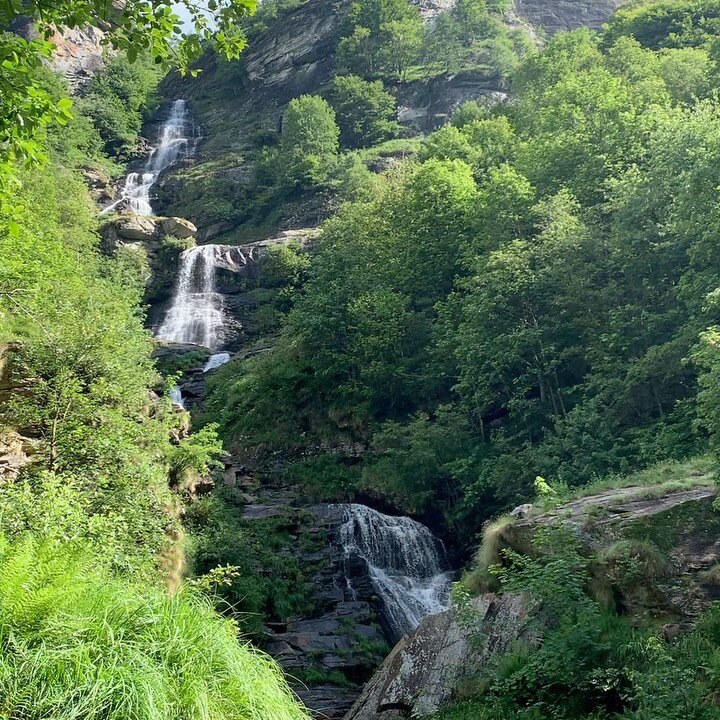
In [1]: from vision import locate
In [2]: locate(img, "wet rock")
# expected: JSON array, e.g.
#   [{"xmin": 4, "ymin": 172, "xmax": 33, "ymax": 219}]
[
  {"xmin": 295, "ymin": 685, "xmax": 359, "ymax": 720},
  {"xmin": 345, "ymin": 594, "xmax": 532, "ymax": 719}
]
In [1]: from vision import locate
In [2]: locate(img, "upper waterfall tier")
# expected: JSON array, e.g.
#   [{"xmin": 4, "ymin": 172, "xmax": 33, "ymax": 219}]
[
  {"xmin": 340, "ymin": 504, "xmax": 452, "ymax": 640},
  {"xmin": 101, "ymin": 99, "xmax": 197, "ymax": 216}
]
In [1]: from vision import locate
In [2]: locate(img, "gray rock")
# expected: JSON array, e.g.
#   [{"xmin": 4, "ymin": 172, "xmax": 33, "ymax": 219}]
[
  {"xmin": 115, "ymin": 215, "xmax": 158, "ymax": 241},
  {"xmin": 510, "ymin": 503, "xmax": 533, "ymax": 518},
  {"xmin": 345, "ymin": 593, "xmax": 532, "ymax": 719},
  {"xmin": 162, "ymin": 216, "xmax": 197, "ymax": 239},
  {"xmin": 514, "ymin": 0, "xmax": 626, "ymax": 34}
]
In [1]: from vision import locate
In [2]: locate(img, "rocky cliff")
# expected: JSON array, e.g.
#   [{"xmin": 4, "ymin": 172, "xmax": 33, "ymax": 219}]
[
  {"xmin": 154, "ymin": 0, "xmax": 629, "ymax": 240},
  {"xmin": 10, "ymin": 17, "xmax": 107, "ymax": 89},
  {"xmin": 516, "ymin": 0, "xmax": 626, "ymax": 34}
]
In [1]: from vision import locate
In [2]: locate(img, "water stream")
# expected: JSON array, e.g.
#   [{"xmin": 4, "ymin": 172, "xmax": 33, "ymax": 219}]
[
  {"xmin": 340, "ymin": 504, "xmax": 452, "ymax": 639},
  {"xmin": 101, "ymin": 99, "xmax": 196, "ymax": 216}
]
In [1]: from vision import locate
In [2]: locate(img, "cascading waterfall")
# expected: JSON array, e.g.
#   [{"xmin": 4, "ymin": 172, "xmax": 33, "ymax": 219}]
[
  {"xmin": 340, "ymin": 504, "xmax": 452, "ymax": 639},
  {"xmin": 156, "ymin": 245, "xmax": 225, "ymax": 348},
  {"xmin": 101, "ymin": 99, "xmax": 196, "ymax": 216}
]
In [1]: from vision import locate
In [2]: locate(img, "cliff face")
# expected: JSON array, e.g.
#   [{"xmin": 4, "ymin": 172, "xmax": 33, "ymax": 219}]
[
  {"xmin": 516, "ymin": 0, "xmax": 626, "ymax": 33},
  {"xmin": 155, "ymin": 0, "xmax": 629, "ymax": 239},
  {"xmin": 10, "ymin": 17, "xmax": 107, "ymax": 89}
]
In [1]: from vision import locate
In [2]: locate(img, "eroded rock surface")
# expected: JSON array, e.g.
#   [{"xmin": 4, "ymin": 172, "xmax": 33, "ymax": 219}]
[
  {"xmin": 345, "ymin": 593, "xmax": 532, "ymax": 719},
  {"xmin": 515, "ymin": 0, "xmax": 626, "ymax": 33}
]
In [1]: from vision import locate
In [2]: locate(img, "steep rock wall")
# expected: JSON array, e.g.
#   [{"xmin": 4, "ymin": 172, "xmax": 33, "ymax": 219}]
[{"xmin": 516, "ymin": 0, "xmax": 626, "ymax": 34}]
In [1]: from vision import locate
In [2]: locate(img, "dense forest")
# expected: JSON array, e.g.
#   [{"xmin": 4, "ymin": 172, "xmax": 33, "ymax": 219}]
[{"xmin": 5, "ymin": 0, "xmax": 720, "ymax": 718}]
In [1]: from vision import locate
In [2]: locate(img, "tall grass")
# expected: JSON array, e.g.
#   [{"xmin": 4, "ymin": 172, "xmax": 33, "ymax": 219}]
[{"xmin": 0, "ymin": 535, "xmax": 309, "ymax": 720}]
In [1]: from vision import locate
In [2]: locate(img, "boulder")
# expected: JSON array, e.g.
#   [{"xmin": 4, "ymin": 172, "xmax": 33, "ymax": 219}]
[
  {"xmin": 162, "ymin": 216, "xmax": 197, "ymax": 239},
  {"xmin": 115, "ymin": 215, "xmax": 158, "ymax": 241},
  {"xmin": 0, "ymin": 430, "xmax": 36, "ymax": 481},
  {"xmin": 345, "ymin": 593, "xmax": 532, "ymax": 719}
]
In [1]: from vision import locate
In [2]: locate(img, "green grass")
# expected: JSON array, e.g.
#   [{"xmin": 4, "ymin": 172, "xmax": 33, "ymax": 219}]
[
  {"xmin": 0, "ymin": 534, "xmax": 309, "ymax": 720},
  {"xmin": 354, "ymin": 137, "xmax": 425, "ymax": 162}
]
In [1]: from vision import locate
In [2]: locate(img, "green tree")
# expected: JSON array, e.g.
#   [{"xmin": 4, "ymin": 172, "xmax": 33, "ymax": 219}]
[
  {"xmin": 278, "ymin": 95, "xmax": 340, "ymax": 186},
  {"xmin": 336, "ymin": 0, "xmax": 423, "ymax": 78},
  {"xmin": 330, "ymin": 75, "xmax": 400, "ymax": 148}
]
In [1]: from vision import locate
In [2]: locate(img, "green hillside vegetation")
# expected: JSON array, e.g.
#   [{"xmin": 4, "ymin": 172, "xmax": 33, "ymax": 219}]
[
  {"xmin": 0, "ymin": 2, "xmax": 310, "ymax": 718},
  {"xmin": 202, "ymin": 0, "xmax": 720, "ymax": 544}
]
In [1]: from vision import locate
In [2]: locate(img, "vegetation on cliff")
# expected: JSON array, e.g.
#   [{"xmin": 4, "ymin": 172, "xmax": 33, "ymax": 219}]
[{"xmin": 203, "ymin": 0, "xmax": 720, "ymax": 544}]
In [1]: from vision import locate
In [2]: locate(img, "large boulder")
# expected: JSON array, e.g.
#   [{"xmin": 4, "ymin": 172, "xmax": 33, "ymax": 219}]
[
  {"xmin": 115, "ymin": 215, "xmax": 158, "ymax": 241},
  {"xmin": 162, "ymin": 216, "xmax": 197, "ymax": 239},
  {"xmin": 345, "ymin": 593, "xmax": 532, "ymax": 719}
]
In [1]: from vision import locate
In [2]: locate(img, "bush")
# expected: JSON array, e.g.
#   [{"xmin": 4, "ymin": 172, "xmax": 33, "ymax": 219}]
[{"xmin": 0, "ymin": 534, "xmax": 309, "ymax": 720}]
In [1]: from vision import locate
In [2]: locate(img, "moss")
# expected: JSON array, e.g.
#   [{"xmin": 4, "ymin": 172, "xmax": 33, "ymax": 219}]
[{"xmin": 623, "ymin": 497, "xmax": 720, "ymax": 553}]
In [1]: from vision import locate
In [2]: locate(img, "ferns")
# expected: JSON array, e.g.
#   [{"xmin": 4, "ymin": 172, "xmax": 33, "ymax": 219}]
[{"xmin": 0, "ymin": 535, "xmax": 309, "ymax": 720}]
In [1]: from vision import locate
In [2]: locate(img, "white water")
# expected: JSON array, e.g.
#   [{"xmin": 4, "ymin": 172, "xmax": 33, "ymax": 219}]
[
  {"xmin": 101, "ymin": 99, "xmax": 196, "ymax": 216},
  {"xmin": 340, "ymin": 504, "xmax": 452, "ymax": 639},
  {"xmin": 203, "ymin": 352, "xmax": 231, "ymax": 372},
  {"xmin": 156, "ymin": 245, "xmax": 225, "ymax": 348},
  {"xmin": 169, "ymin": 385, "xmax": 185, "ymax": 407}
]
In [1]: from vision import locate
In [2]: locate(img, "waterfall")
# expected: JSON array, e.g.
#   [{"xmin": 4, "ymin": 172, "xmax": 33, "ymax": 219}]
[
  {"xmin": 156, "ymin": 245, "xmax": 225, "ymax": 348},
  {"xmin": 340, "ymin": 504, "xmax": 452, "ymax": 639},
  {"xmin": 203, "ymin": 352, "xmax": 231, "ymax": 372},
  {"xmin": 101, "ymin": 99, "xmax": 196, "ymax": 216},
  {"xmin": 169, "ymin": 385, "xmax": 185, "ymax": 407}
]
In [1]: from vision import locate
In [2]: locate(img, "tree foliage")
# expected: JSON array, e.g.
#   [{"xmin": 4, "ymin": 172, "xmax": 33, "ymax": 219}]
[{"xmin": 204, "ymin": 1, "xmax": 720, "ymax": 535}]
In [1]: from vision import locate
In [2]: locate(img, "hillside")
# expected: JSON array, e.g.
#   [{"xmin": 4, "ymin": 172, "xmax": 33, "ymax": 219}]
[{"xmin": 5, "ymin": 0, "xmax": 720, "ymax": 719}]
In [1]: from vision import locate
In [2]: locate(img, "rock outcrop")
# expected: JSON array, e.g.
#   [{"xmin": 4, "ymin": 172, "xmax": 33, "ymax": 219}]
[
  {"xmin": 515, "ymin": 0, "xmax": 627, "ymax": 34},
  {"xmin": 102, "ymin": 214, "xmax": 199, "ymax": 245},
  {"xmin": 513, "ymin": 481, "xmax": 720, "ymax": 620},
  {"xmin": 49, "ymin": 24, "xmax": 106, "ymax": 89},
  {"xmin": 10, "ymin": 17, "xmax": 107, "ymax": 89},
  {"xmin": 345, "ymin": 593, "xmax": 532, "ymax": 719}
]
